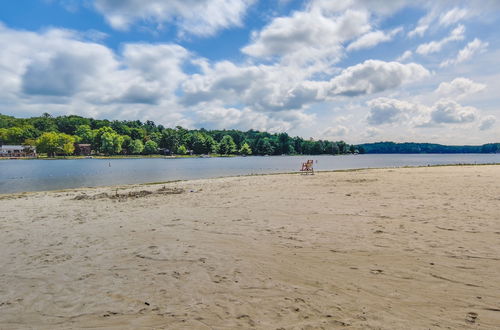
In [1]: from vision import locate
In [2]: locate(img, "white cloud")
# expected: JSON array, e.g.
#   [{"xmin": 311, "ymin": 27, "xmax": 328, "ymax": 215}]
[
  {"xmin": 416, "ymin": 24, "xmax": 465, "ymax": 55},
  {"xmin": 181, "ymin": 61, "xmax": 320, "ymax": 112},
  {"xmin": 93, "ymin": 0, "xmax": 255, "ymax": 37},
  {"xmin": 440, "ymin": 38, "xmax": 489, "ymax": 67},
  {"xmin": 366, "ymin": 96, "xmax": 483, "ymax": 128},
  {"xmin": 0, "ymin": 24, "xmax": 191, "ymax": 117},
  {"xmin": 436, "ymin": 77, "xmax": 486, "ymax": 99},
  {"xmin": 408, "ymin": 7, "xmax": 437, "ymax": 38},
  {"xmin": 322, "ymin": 125, "xmax": 349, "ymax": 138},
  {"xmin": 479, "ymin": 115, "xmax": 496, "ymax": 131},
  {"xmin": 242, "ymin": 8, "xmax": 371, "ymax": 67},
  {"xmin": 182, "ymin": 60, "xmax": 430, "ymax": 113},
  {"xmin": 430, "ymin": 99, "xmax": 476, "ymax": 124},
  {"xmin": 439, "ymin": 7, "xmax": 468, "ymax": 26},
  {"xmin": 347, "ymin": 27, "xmax": 402, "ymax": 51},
  {"xmin": 323, "ymin": 60, "xmax": 430, "ymax": 97},
  {"xmin": 409, "ymin": 5, "xmax": 470, "ymax": 38},
  {"xmin": 311, "ymin": 0, "xmax": 408, "ymax": 16},
  {"xmin": 366, "ymin": 97, "xmax": 423, "ymax": 125},
  {"xmin": 397, "ymin": 50, "xmax": 413, "ymax": 62}
]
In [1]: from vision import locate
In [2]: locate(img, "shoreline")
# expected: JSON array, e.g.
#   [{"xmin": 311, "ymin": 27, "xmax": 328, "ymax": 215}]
[
  {"xmin": 1, "ymin": 163, "xmax": 499, "ymax": 197},
  {"xmin": 0, "ymin": 154, "xmax": 237, "ymax": 160}
]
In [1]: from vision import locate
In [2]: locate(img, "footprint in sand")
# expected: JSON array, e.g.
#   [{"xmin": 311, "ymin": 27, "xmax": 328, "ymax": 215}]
[
  {"xmin": 466, "ymin": 312, "xmax": 478, "ymax": 323},
  {"xmin": 236, "ymin": 314, "xmax": 255, "ymax": 327}
]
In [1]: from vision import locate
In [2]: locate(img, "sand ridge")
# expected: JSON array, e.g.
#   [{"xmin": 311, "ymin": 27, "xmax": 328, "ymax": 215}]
[{"xmin": 0, "ymin": 165, "xmax": 499, "ymax": 329}]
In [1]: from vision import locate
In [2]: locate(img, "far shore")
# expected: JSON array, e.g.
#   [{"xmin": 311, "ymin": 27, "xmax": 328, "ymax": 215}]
[
  {"xmin": 1, "ymin": 165, "xmax": 499, "ymax": 329},
  {"xmin": 0, "ymin": 153, "xmax": 238, "ymax": 160}
]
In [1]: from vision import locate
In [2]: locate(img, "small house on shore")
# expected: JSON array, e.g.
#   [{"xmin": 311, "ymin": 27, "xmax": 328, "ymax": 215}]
[
  {"xmin": 74, "ymin": 144, "xmax": 92, "ymax": 156},
  {"xmin": 0, "ymin": 145, "xmax": 37, "ymax": 158}
]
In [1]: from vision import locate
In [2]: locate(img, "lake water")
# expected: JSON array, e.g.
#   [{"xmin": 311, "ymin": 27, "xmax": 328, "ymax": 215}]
[{"xmin": 1, "ymin": 154, "xmax": 499, "ymax": 194}]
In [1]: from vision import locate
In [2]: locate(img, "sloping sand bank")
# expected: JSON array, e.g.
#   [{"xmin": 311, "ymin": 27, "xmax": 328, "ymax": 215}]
[{"xmin": 0, "ymin": 165, "xmax": 499, "ymax": 329}]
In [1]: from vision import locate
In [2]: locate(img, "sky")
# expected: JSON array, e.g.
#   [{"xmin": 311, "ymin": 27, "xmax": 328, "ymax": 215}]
[{"xmin": 0, "ymin": 0, "xmax": 499, "ymax": 144}]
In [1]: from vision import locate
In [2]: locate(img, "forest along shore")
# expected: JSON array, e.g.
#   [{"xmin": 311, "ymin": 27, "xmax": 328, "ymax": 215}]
[{"xmin": 0, "ymin": 165, "xmax": 499, "ymax": 329}]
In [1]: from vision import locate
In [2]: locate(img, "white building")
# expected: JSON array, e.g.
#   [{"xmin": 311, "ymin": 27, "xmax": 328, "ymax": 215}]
[{"xmin": 0, "ymin": 145, "xmax": 37, "ymax": 158}]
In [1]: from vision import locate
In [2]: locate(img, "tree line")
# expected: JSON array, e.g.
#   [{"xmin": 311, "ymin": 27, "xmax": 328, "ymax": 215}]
[
  {"xmin": 359, "ymin": 142, "xmax": 500, "ymax": 154},
  {"xmin": 0, "ymin": 113, "xmax": 359, "ymax": 156}
]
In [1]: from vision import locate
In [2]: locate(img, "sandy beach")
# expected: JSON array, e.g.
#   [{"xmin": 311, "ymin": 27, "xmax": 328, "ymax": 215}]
[{"xmin": 0, "ymin": 165, "xmax": 499, "ymax": 329}]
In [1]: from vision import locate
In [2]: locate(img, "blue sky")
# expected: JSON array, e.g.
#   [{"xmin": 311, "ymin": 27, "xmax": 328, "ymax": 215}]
[{"xmin": 0, "ymin": 0, "xmax": 499, "ymax": 144}]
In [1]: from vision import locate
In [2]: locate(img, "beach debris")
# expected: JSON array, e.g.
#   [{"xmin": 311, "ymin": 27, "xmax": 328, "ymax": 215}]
[
  {"xmin": 466, "ymin": 311, "xmax": 478, "ymax": 323},
  {"xmin": 72, "ymin": 186, "xmax": 184, "ymax": 200}
]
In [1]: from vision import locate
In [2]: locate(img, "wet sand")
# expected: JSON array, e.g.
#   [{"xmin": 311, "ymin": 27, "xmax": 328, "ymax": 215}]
[{"xmin": 0, "ymin": 165, "xmax": 499, "ymax": 329}]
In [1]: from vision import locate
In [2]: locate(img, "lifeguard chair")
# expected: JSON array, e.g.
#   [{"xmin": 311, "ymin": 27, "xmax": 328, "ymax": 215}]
[{"xmin": 300, "ymin": 159, "xmax": 314, "ymax": 174}]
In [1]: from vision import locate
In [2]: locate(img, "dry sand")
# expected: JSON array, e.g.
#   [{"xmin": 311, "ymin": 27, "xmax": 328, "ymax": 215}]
[{"xmin": 0, "ymin": 165, "xmax": 499, "ymax": 329}]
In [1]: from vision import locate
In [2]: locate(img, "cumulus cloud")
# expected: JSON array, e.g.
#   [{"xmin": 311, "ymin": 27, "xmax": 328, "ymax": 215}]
[
  {"xmin": 440, "ymin": 38, "xmax": 489, "ymax": 67},
  {"xmin": 366, "ymin": 96, "xmax": 483, "ymax": 128},
  {"xmin": 416, "ymin": 24, "xmax": 465, "ymax": 55},
  {"xmin": 366, "ymin": 97, "xmax": 422, "ymax": 125},
  {"xmin": 0, "ymin": 23, "xmax": 191, "ymax": 113},
  {"xmin": 324, "ymin": 60, "xmax": 430, "ymax": 97},
  {"xmin": 242, "ymin": 8, "xmax": 370, "ymax": 67},
  {"xmin": 181, "ymin": 60, "xmax": 321, "ymax": 112},
  {"xmin": 479, "ymin": 115, "xmax": 496, "ymax": 130},
  {"xmin": 347, "ymin": 27, "xmax": 402, "ymax": 51},
  {"xmin": 436, "ymin": 77, "xmax": 486, "ymax": 99},
  {"xmin": 182, "ymin": 59, "xmax": 430, "ymax": 113},
  {"xmin": 430, "ymin": 99, "xmax": 476, "ymax": 124},
  {"xmin": 22, "ymin": 51, "xmax": 103, "ymax": 96},
  {"xmin": 93, "ymin": 0, "xmax": 255, "ymax": 36}
]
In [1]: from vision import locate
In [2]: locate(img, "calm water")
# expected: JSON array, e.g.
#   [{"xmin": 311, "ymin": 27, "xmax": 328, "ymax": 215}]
[{"xmin": 1, "ymin": 154, "xmax": 499, "ymax": 194}]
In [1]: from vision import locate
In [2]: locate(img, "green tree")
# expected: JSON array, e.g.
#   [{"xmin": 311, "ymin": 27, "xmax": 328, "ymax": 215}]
[
  {"xmin": 217, "ymin": 135, "xmax": 237, "ymax": 155},
  {"xmin": 331, "ymin": 143, "xmax": 340, "ymax": 155},
  {"xmin": 36, "ymin": 132, "xmax": 75, "ymax": 157},
  {"xmin": 129, "ymin": 139, "xmax": 144, "ymax": 154},
  {"xmin": 75, "ymin": 125, "xmax": 95, "ymax": 144},
  {"xmin": 31, "ymin": 115, "xmax": 58, "ymax": 132},
  {"xmin": 62, "ymin": 142, "xmax": 75, "ymax": 156},
  {"xmin": 130, "ymin": 127, "xmax": 146, "ymax": 140},
  {"xmin": 160, "ymin": 128, "xmax": 179, "ymax": 154},
  {"xmin": 239, "ymin": 142, "xmax": 252, "ymax": 155},
  {"xmin": 144, "ymin": 140, "xmax": 158, "ymax": 155},
  {"xmin": 177, "ymin": 145, "xmax": 188, "ymax": 155},
  {"xmin": 255, "ymin": 138, "xmax": 274, "ymax": 155},
  {"xmin": 56, "ymin": 115, "xmax": 90, "ymax": 135},
  {"xmin": 278, "ymin": 132, "xmax": 290, "ymax": 154},
  {"xmin": 191, "ymin": 132, "xmax": 217, "ymax": 154},
  {"xmin": 0, "ymin": 126, "xmax": 38, "ymax": 144},
  {"xmin": 204, "ymin": 135, "xmax": 217, "ymax": 154},
  {"xmin": 100, "ymin": 131, "xmax": 124, "ymax": 155},
  {"xmin": 0, "ymin": 128, "xmax": 8, "ymax": 144}
]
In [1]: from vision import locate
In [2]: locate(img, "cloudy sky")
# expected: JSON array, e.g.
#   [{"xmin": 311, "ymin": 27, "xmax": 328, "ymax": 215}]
[{"xmin": 1, "ymin": 0, "xmax": 499, "ymax": 144}]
